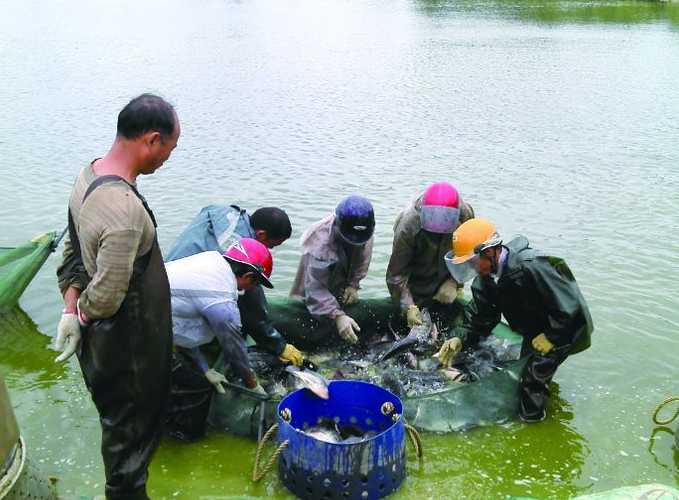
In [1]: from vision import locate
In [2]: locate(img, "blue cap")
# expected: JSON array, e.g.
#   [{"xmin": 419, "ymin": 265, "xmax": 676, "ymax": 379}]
[{"xmin": 335, "ymin": 195, "xmax": 375, "ymax": 245}]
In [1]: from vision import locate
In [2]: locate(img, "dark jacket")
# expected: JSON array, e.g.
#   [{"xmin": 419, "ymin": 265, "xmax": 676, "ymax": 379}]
[
  {"xmin": 386, "ymin": 195, "xmax": 474, "ymax": 309},
  {"xmin": 456, "ymin": 236, "xmax": 592, "ymax": 353}
]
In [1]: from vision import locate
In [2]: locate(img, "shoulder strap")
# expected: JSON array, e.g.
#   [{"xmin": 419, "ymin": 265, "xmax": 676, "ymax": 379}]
[
  {"xmin": 82, "ymin": 175, "xmax": 124, "ymax": 202},
  {"xmin": 83, "ymin": 175, "xmax": 157, "ymax": 228}
]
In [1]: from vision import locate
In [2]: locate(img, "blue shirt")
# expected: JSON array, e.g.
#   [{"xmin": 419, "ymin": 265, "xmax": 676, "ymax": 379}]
[{"xmin": 166, "ymin": 204, "xmax": 255, "ymax": 261}]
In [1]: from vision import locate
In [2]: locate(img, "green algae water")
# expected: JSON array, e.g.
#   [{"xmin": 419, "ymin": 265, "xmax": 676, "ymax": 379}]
[{"xmin": 1, "ymin": 0, "xmax": 678, "ymax": 497}]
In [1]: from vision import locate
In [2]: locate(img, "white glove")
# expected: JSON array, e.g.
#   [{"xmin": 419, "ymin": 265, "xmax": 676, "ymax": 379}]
[
  {"xmin": 433, "ymin": 279, "xmax": 459, "ymax": 304},
  {"xmin": 434, "ymin": 338, "xmax": 463, "ymax": 368},
  {"xmin": 342, "ymin": 286, "xmax": 360, "ymax": 306},
  {"xmin": 54, "ymin": 313, "xmax": 81, "ymax": 362},
  {"xmin": 205, "ymin": 368, "xmax": 227, "ymax": 394},
  {"xmin": 335, "ymin": 314, "xmax": 360, "ymax": 344}
]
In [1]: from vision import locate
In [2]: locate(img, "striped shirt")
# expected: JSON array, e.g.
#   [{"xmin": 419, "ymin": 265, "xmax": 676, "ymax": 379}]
[{"xmin": 59, "ymin": 163, "xmax": 156, "ymax": 319}]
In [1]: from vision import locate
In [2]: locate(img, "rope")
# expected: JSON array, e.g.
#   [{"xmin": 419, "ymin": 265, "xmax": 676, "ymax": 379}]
[
  {"xmin": 0, "ymin": 437, "xmax": 25, "ymax": 497},
  {"xmin": 404, "ymin": 423, "xmax": 423, "ymax": 459},
  {"xmin": 252, "ymin": 423, "xmax": 289, "ymax": 483},
  {"xmin": 652, "ymin": 396, "xmax": 679, "ymax": 426}
]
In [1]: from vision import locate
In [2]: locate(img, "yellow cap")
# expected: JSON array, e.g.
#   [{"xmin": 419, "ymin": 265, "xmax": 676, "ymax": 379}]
[{"xmin": 451, "ymin": 219, "xmax": 498, "ymax": 264}]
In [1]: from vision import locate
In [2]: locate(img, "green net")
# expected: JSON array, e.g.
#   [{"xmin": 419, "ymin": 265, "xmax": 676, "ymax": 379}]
[
  {"xmin": 208, "ymin": 298, "xmax": 527, "ymax": 437},
  {"xmin": 0, "ymin": 233, "xmax": 59, "ymax": 313}
]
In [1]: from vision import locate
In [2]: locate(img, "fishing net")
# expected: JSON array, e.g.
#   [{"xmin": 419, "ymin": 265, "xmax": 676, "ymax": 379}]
[
  {"xmin": 0, "ymin": 232, "xmax": 59, "ymax": 313},
  {"xmin": 208, "ymin": 298, "xmax": 528, "ymax": 437}
]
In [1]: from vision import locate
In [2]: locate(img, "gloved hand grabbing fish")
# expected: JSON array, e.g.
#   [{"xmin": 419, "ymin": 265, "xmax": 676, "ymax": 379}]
[
  {"xmin": 279, "ymin": 343, "xmax": 305, "ymax": 367},
  {"xmin": 433, "ymin": 337, "xmax": 463, "ymax": 368}
]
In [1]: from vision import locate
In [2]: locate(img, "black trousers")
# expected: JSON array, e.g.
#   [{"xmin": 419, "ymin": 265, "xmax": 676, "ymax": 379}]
[
  {"xmin": 78, "ymin": 316, "xmax": 171, "ymax": 500},
  {"xmin": 519, "ymin": 341, "xmax": 571, "ymax": 422},
  {"xmin": 76, "ymin": 247, "xmax": 171, "ymax": 500},
  {"xmin": 165, "ymin": 350, "xmax": 214, "ymax": 442}
]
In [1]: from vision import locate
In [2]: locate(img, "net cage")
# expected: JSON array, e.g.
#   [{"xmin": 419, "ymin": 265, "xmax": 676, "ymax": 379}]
[
  {"xmin": 0, "ymin": 232, "xmax": 60, "ymax": 313},
  {"xmin": 208, "ymin": 298, "xmax": 527, "ymax": 437}
]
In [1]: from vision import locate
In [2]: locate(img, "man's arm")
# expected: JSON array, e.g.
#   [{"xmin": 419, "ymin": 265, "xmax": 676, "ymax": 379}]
[
  {"xmin": 526, "ymin": 257, "xmax": 588, "ymax": 346},
  {"xmin": 348, "ymin": 238, "xmax": 373, "ymax": 290},
  {"xmin": 54, "ymin": 231, "xmax": 86, "ymax": 362},
  {"xmin": 453, "ymin": 277, "xmax": 501, "ymax": 347},
  {"xmin": 202, "ymin": 301, "xmax": 258, "ymax": 388},
  {"xmin": 78, "ymin": 228, "xmax": 144, "ymax": 320},
  {"xmin": 304, "ymin": 254, "xmax": 344, "ymax": 320},
  {"xmin": 56, "ymin": 235, "xmax": 89, "ymax": 296},
  {"xmin": 62, "ymin": 286, "xmax": 80, "ymax": 313},
  {"xmin": 184, "ymin": 347, "xmax": 209, "ymax": 373},
  {"xmin": 238, "ymin": 286, "xmax": 286, "ymax": 356},
  {"xmin": 386, "ymin": 218, "xmax": 416, "ymax": 310}
]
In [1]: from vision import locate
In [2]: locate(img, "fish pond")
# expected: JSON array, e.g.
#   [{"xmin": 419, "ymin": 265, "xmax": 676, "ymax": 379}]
[{"xmin": 1, "ymin": 0, "xmax": 678, "ymax": 497}]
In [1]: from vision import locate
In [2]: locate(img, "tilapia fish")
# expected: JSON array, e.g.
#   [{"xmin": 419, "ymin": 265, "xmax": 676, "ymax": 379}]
[
  {"xmin": 376, "ymin": 309, "xmax": 439, "ymax": 363},
  {"xmin": 285, "ymin": 365, "xmax": 330, "ymax": 399},
  {"xmin": 302, "ymin": 418, "xmax": 374, "ymax": 444}
]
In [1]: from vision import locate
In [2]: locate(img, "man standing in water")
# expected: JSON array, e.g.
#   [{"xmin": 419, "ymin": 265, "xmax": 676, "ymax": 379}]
[
  {"xmin": 439, "ymin": 218, "xmax": 593, "ymax": 422},
  {"xmin": 54, "ymin": 94, "xmax": 180, "ymax": 499}
]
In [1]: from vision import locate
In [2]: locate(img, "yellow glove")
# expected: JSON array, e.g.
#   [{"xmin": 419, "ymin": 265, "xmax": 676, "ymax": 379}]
[
  {"xmin": 434, "ymin": 338, "xmax": 462, "ymax": 368},
  {"xmin": 532, "ymin": 333, "xmax": 554, "ymax": 355},
  {"xmin": 342, "ymin": 286, "xmax": 360, "ymax": 306},
  {"xmin": 279, "ymin": 343, "xmax": 304, "ymax": 367},
  {"xmin": 406, "ymin": 305, "xmax": 423, "ymax": 327},
  {"xmin": 432, "ymin": 279, "xmax": 459, "ymax": 304}
]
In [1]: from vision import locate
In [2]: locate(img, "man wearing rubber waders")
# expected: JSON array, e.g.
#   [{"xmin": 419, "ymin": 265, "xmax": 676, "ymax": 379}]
[
  {"xmin": 290, "ymin": 195, "xmax": 375, "ymax": 347},
  {"xmin": 165, "ymin": 204, "xmax": 305, "ymax": 368},
  {"xmin": 54, "ymin": 94, "xmax": 179, "ymax": 499},
  {"xmin": 386, "ymin": 182, "xmax": 474, "ymax": 327},
  {"xmin": 164, "ymin": 238, "xmax": 271, "ymax": 441},
  {"xmin": 438, "ymin": 218, "xmax": 593, "ymax": 422}
]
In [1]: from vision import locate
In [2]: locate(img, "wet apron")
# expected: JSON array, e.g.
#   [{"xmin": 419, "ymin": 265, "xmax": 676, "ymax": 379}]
[{"xmin": 68, "ymin": 175, "xmax": 172, "ymax": 500}]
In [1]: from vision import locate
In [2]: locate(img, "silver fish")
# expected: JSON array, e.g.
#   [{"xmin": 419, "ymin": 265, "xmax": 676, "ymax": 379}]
[
  {"xmin": 306, "ymin": 426, "xmax": 342, "ymax": 443},
  {"xmin": 376, "ymin": 309, "xmax": 439, "ymax": 363},
  {"xmin": 303, "ymin": 420, "xmax": 373, "ymax": 444},
  {"xmin": 285, "ymin": 365, "xmax": 330, "ymax": 399}
]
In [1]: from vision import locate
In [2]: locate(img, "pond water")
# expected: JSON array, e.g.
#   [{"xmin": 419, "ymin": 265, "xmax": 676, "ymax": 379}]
[{"xmin": 1, "ymin": 0, "xmax": 678, "ymax": 497}]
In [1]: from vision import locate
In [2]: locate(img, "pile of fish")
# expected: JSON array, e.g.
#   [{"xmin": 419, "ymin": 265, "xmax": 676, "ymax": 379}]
[
  {"xmin": 250, "ymin": 308, "xmax": 521, "ymax": 400},
  {"xmin": 302, "ymin": 417, "xmax": 376, "ymax": 444}
]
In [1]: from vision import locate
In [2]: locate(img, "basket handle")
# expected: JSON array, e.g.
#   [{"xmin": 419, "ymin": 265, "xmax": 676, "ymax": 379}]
[{"xmin": 252, "ymin": 423, "xmax": 289, "ymax": 482}]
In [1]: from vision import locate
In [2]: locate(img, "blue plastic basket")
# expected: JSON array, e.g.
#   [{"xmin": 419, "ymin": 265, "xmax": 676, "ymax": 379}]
[{"xmin": 277, "ymin": 380, "xmax": 406, "ymax": 500}]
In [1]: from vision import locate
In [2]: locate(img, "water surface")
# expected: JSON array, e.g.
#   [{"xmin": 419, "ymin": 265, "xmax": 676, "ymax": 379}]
[{"xmin": 1, "ymin": 0, "xmax": 678, "ymax": 497}]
